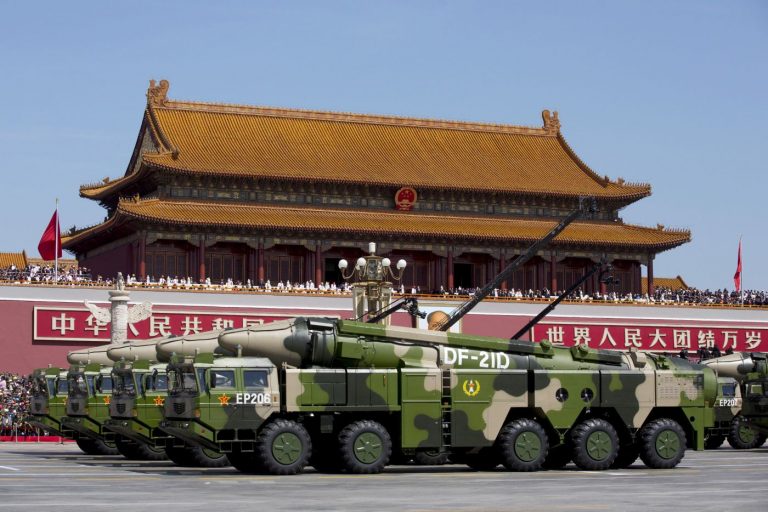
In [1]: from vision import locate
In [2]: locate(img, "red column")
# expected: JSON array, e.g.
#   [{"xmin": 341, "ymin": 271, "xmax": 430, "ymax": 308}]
[
  {"xmin": 257, "ymin": 241, "xmax": 265, "ymax": 284},
  {"xmin": 198, "ymin": 238, "xmax": 206, "ymax": 282},
  {"xmin": 647, "ymin": 255, "xmax": 655, "ymax": 296},
  {"xmin": 138, "ymin": 234, "xmax": 146, "ymax": 281},
  {"xmin": 500, "ymin": 252, "xmax": 507, "ymax": 290},
  {"xmin": 550, "ymin": 253, "xmax": 557, "ymax": 293},
  {"xmin": 247, "ymin": 247, "xmax": 256, "ymax": 284},
  {"xmin": 447, "ymin": 249, "xmax": 454, "ymax": 290},
  {"xmin": 315, "ymin": 244, "xmax": 323, "ymax": 285}
]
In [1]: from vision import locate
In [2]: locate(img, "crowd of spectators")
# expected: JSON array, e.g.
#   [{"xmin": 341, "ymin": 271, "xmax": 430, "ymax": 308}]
[
  {"xmin": 0, "ymin": 373, "xmax": 36, "ymax": 437},
  {"xmin": 0, "ymin": 263, "xmax": 92, "ymax": 284},
  {"xmin": 1, "ymin": 264, "xmax": 767, "ymax": 307}
]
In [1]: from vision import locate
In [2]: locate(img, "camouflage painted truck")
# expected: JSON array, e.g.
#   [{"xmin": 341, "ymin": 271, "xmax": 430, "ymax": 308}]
[
  {"xmin": 702, "ymin": 352, "xmax": 768, "ymax": 448},
  {"xmin": 103, "ymin": 333, "xmax": 230, "ymax": 466},
  {"xmin": 60, "ymin": 360, "xmax": 121, "ymax": 455},
  {"xmin": 28, "ymin": 367, "xmax": 70, "ymax": 439},
  {"xmin": 159, "ymin": 317, "xmax": 717, "ymax": 475}
]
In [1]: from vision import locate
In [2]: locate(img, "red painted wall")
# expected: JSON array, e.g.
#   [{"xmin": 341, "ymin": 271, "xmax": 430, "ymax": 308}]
[{"xmin": 81, "ymin": 242, "xmax": 133, "ymax": 280}]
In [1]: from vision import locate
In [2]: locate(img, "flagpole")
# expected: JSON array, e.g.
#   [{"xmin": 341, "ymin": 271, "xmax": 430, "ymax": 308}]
[
  {"xmin": 55, "ymin": 198, "xmax": 59, "ymax": 284},
  {"xmin": 740, "ymin": 236, "xmax": 744, "ymax": 306}
]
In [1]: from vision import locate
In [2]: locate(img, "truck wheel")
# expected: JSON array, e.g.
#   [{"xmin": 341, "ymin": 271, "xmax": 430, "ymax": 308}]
[
  {"xmin": 414, "ymin": 449, "xmax": 450, "ymax": 466},
  {"xmin": 610, "ymin": 442, "xmax": 639, "ymax": 469},
  {"xmin": 570, "ymin": 418, "xmax": 619, "ymax": 470},
  {"xmin": 255, "ymin": 419, "xmax": 311, "ymax": 475},
  {"xmin": 639, "ymin": 418, "xmax": 686, "ymax": 469},
  {"xmin": 227, "ymin": 447, "xmax": 262, "ymax": 473},
  {"xmin": 338, "ymin": 420, "xmax": 392, "ymax": 474},
  {"xmin": 542, "ymin": 444, "xmax": 571, "ymax": 470},
  {"xmin": 728, "ymin": 416, "xmax": 762, "ymax": 449},
  {"xmin": 115, "ymin": 437, "xmax": 140, "ymax": 459},
  {"xmin": 463, "ymin": 448, "xmax": 500, "ymax": 471},
  {"xmin": 76, "ymin": 437, "xmax": 120, "ymax": 456},
  {"xmin": 189, "ymin": 446, "xmax": 229, "ymax": 468},
  {"xmin": 165, "ymin": 445, "xmax": 196, "ymax": 466},
  {"xmin": 498, "ymin": 418, "xmax": 549, "ymax": 471},
  {"xmin": 704, "ymin": 434, "xmax": 726, "ymax": 450},
  {"xmin": 128, "ymin": 442, "xmax": 168, "ymax": 461}
]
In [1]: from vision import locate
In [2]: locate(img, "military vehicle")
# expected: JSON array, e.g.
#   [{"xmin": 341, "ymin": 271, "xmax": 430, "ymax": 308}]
[
  {"xmin": 103, "ymin": 333, "xmax": 229, "ymax": 467},
  {"xmin": 158, "ymin": 200, "xmax": 717, "ymax": 475},
  {"xmin": 59, "ymin": 361, "xmax": 120, "ymax": 455},
  {"xmin": 28, "ymin": 367, "xmax": 70, "ymax": 439},
  {"xmin": 702, "ymin": 352, "xmax": 768, "ymax": 448},
  {"xmin": 157, "ymin": 316, "xmax": 717, "ymax": 475}
]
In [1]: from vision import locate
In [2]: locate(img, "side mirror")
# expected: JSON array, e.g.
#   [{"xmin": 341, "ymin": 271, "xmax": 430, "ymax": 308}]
[
  {"xmin": 207, "ymin": 371, "xmax": 216, "ymax": 390},
  {"xmin": 95, "ymin": 375, "xmax": 103, "ymax": 393},
  {"xmin": 150, "ymin": 369, "xmax": 159, "ymax": 391}
]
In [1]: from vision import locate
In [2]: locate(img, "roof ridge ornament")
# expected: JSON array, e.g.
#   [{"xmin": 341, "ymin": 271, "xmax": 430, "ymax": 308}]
[
  {"xmin": 147, "ymin": 79, "xmax": 170, "ymax": 107},
  {"xmin": 542, "ymin": 109, "xmax": 560, "ymax": 134}
]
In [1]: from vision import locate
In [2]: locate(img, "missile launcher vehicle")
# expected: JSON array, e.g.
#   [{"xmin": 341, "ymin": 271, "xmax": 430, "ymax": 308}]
[
  {"xmin": 159, "ymin": 317, "xmax": 717, "ymax": 475},
  {"xmin": 701, "ymin": 352, "xmax": 768, "ymax": 448},
  {"xmin": 59, "ymin": 361, "xmax": 120, "ymax": 455},
  {"xmin": 28, "ymin": 367, "xmax": 69, "ymax": 438},
  {"xmin": 103, "ymin": 333, "xmax": 229, "ymax": 466}
]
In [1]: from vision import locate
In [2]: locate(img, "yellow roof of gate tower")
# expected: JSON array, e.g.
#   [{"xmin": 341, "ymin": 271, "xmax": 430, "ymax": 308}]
[{"xmin": 80, "ymin": 80, "xmax": 652, "ymax": 201}]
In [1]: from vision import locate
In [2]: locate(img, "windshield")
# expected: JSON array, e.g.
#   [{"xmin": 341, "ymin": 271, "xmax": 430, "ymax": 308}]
[
  {"xmin": 746, "ymin": 381, "xmax": 767, "ymax": 397},
  {"xmin": 112, "ymin": 371, "xmax": 136, "ymax": 396},
  {"xmin": 68, "ymin": 373, "xmax": 89, "ymax": 397},
  {"xmin": 56, "ymin": 378, "xmax": 69, "ymax": 395},
  {"xmin": 96, "ymin": 375, "xmax": 112, "ymax": 394},
  {"xmin": 145, "ymin": 372, "xmax": 168, "ymax": 393},
  {"xmin": 168, "ymin": 365, "xmax": 198, "ymax": 394}
]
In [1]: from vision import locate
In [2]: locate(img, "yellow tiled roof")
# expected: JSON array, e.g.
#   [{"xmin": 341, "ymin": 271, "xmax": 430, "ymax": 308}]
[
  {"xmin": 81, "ymin": 81, "xmax": 650, "ymax": 200},
  {"xmin": 642, "ymin": 276, "xmax": 689, "ymax": 292},
  {"xmin": 0, "ymin": 251, "xmax": 27, "ymax": 268},
  {"xmin": 64, "ymin": 198, "xmax": 690, "ymax": 251}
]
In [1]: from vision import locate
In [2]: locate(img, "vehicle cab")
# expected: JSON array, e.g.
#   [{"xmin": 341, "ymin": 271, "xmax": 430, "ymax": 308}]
[
  {"xmin": 161, "ymin": 354, "xmax": 279, "ymax": 453},
  {"xmin": 27, "ymin": 367, "xmax": 68, "ymax": 435}
]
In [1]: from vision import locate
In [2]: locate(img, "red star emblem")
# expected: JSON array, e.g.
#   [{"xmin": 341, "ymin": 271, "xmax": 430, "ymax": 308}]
[
  {"xmin": 153, "ymin": 396, "xmax": 165, "ymax": 406},
  {"xmin": 103, "ymin": 395, "xmax": 111, "ymax": 405},
  {"xmin": 217, "ymin": 395, "xmax": 230, "ymax": 406}
]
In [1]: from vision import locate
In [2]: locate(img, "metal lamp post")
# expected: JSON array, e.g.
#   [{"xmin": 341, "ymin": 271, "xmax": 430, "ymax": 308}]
[{"xmin": 338, "ymin": 242, "xmax": 407, "ymax": 325}]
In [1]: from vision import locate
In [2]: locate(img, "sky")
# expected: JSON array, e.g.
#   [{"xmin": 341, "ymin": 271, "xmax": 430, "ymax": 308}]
[{"xmin": 0, "ymin": 1, "xmax": 766, "ymax": 290}]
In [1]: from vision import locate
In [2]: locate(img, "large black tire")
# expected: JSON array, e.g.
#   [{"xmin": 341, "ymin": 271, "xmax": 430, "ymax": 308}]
[
  {"xmin": 728, "ymin": 416, "xmax": 763, "ymax": 449},
  {"xmin": 610, "ymin": 442, "xmax": 640, "ymax": 469},
  {"xmin": 638, "ymin": 418, "xmax": 686, "ymax": 469},
  {"xmin": 76, "ymin": 437, "xmax": 120, "ymax": 456},
  {"xmin": 165, "ymin": 445, "xmax": 196, "ymax": 466},
  {"xmin": 114, "ymin": 436, "xmax": 165, "ymax": 460},
  {"xmin": 462, "ymin": 448, "xmax": 501, "ymax": 471},
  {"xmin": 542, "ymin": 444, "xmax": 571, "ymax": 470},
  {"xmin": 227, "ymin": 446, "xmax": 262, "ymax": 474},
  {"xmin": 570, "ymin": 418, "xmax": 619, "ymax": 471},
  {"xmin": 704, "ymin": 433, "xmax": 726, "ymax": 450},
  {"xmin": 338, "ymin": 420, "xmax": 392, "ymax": 474},
  {"xmin": 413, "ymin": 449, "xmax": 450, "ymax": 466},
  {"xmin": 165, "ymin": 444, "xmax": 228, "ymax": 467},
  {"xmin": 254, "ymin": 419, "xmax": 311, "ymax": 475},
  {"xmin": 189, "ymin": 445, "xmax": 229, "ymax": 468},
  {"xmin": 498, "ymin": 418, "xmax": 549, "ymax": 472}
]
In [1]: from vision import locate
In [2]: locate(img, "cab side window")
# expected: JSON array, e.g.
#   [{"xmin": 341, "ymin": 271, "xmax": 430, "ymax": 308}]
[
  {"xmin": 210, "ymin": 369, "xmax": 235, "ymax": 389},
  {"xmin": 244, "ymin": 370, "xmax": 269, "ymax": 389}
]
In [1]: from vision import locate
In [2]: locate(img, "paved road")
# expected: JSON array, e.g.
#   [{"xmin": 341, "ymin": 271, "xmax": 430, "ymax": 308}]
[{"xmin": 1, "ymin": 443, "xmax": 767, "ymax": 511}]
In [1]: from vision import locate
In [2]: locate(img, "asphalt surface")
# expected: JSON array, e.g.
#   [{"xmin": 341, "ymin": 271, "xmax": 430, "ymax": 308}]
[{"xmin": 1, "ymin": 443, "xmax": 767, "ymax": 511}]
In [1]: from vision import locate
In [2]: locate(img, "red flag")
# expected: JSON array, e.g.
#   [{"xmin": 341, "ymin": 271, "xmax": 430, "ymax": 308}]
[
  {"xmin": 38, "ymin": 210, "xmax": 62, "ymax": 261},
  {"xmin": 733, "ymin": 239, "xmax": 742, "ymax": 292}
]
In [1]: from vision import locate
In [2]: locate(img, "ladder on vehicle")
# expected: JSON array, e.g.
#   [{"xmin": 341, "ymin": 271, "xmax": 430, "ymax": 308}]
[{"xmin": 441, "ymin": 368, "xmax": 452, "ymax": 448}]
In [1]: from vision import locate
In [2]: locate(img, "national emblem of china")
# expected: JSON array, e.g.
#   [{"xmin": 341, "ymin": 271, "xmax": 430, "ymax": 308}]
[
  {"xmin": 394, "ymin": 187, "xmax": 417, "ymax": 211},
  {"xmin": 462, "ymin": 379, "xmax": 481, "ymax": 397}
]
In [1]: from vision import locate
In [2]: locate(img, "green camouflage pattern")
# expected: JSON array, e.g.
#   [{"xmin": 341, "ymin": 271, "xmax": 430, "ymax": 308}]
[
  {"xmin": 104, "ymin": 359, "xmax": 171, "ymax": 448},
  {"xmin": 59, "ymin": 363, "xmax": 115, "ymax": 444},
  {"xmin": 28, "ymin": 368, "xmax": 69, "ymax": 436},
  {"xmin": 160, "ymin": 316, "xmax": 717, "ymax": 473},
  {"xmin": 702, "ymin": 352, "xmax": 768, "ymax": 442}
]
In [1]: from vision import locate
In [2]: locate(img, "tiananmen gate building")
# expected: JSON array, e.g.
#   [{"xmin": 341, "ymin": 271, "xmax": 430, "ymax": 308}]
[{"xmin": 63, "ymin": 80, "xmax": 689, "ymax": 294}]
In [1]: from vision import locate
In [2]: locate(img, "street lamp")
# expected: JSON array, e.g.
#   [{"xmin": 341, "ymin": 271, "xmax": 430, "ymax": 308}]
[{"xmin": 338, "ymin": 242, "xmax": 407, "ymax": 324}]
